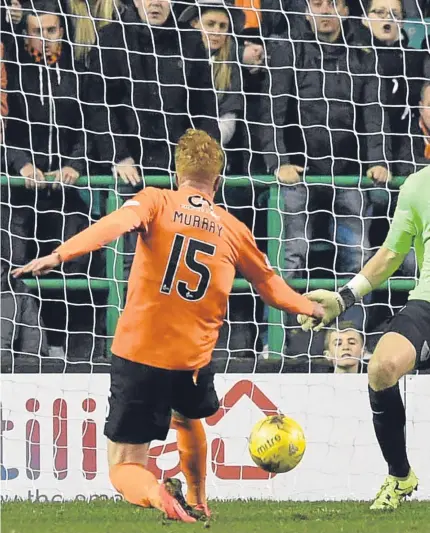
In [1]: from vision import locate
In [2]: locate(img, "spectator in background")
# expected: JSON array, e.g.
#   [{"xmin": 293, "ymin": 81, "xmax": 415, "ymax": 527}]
[
  {"xmin": 235, "ymin": 0, "xmax": 306, "ymax": 38},
  {"xmin": 324, "ymin": 321, "xmax": 367, "ymax": 373},
  {"xmin": 358, "ymin": 0, "xmax": 424, "ymax": 175},
  {"xmin": 260, "ymin": 0, "xmax": 391, "ymax": 280},
  {"xmin": 3, "ymin": 0, "xmax": 90, "ymax": 271},
  {"xmin": 179, "ymin": 0, "xmax": 245, "ymax": 168},
  {"xmin": 87, "ymin": 0, "xmax": 224, "ymax": 278},
  {"xmin": 1, "ymin": 260, "xmax": 50, "ymax": 365},
  {"xmin": 61, "ymin": 0, "xmax": 125, "ymax": 68},
  {"xmin": 402, "ymin": 0, "xmax": 430, "ymax": 17},
  {"xmin": 4, "ymin": 0, "xmax": 24, "ymax": 27},
  {"xmin": 397, "ymin": 81, "xmax": 430, "ymax": 173}
]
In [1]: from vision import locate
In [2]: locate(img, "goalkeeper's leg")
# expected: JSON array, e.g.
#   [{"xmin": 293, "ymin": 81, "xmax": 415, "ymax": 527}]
[{"xmin": 367, "ymin": 331, "xmax": 418, "ymax": 510}]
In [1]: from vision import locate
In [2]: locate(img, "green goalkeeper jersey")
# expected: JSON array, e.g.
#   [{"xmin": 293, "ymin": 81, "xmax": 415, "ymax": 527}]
[{"xmin": 383, "ymin": 165, "xmax": 430, "ymax": 302}]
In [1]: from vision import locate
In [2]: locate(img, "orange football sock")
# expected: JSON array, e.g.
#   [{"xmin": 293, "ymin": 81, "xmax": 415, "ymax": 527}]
[
  {"xmin": 171, "ymin": 415, "xmax": 207, "ymax": 506},
  {"xmin": 109, "ymin": 462, "xmax": 163, "ymax": 510}
]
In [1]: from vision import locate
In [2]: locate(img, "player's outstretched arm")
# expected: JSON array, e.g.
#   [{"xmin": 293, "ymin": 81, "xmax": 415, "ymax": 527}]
[
  {"xmin": 298, "ymin": 247, "xmax": 406, "ymax": 332},
  {"xmin": 12, "ymin": 206, "xmax": 143, "ymax": 278},
  {"xmin": 255, "ymin": 274, "xmax": 325, "ymax": 318},
  {"xmin": 235, "ymin": 226, "xmax": 324, "ymax": 319},
  {"xmin": 299, "ymin": 175, "xmax": 417, "ymax": 331}
]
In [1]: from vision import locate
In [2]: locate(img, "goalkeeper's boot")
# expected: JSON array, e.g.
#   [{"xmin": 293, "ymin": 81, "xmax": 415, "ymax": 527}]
[
  {"xmin": 159, "ymin": 478, "xmax": 197, "ymax": 523},
  {"xmin": 370, "ymin": 470, "xmax": 418, "ymax": 510}
]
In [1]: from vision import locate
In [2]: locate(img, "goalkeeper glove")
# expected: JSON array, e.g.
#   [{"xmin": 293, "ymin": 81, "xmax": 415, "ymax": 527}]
[{"xmin": 297, "ymin": 286, "xmax": 358, "ymax": 332}]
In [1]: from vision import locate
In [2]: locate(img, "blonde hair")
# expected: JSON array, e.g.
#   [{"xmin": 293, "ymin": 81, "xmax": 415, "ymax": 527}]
[
  {"xmin": 68, "ymin": 0, "xmax": 117, "ymax": 62},
  {"xmin": 175, "ymin": 129, "xmax": 224, "ymax": 183},
  {"xmin": 324, "ymin": 321, "xmax": 364, "ymax": 352},
  {"xmin": 212, "ymin": 37, "xmax": 232, "ymax": 92}
]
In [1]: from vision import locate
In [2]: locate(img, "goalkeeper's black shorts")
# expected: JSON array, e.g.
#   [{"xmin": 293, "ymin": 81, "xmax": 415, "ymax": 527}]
[
  {"xmin": 385, "ymin": 300, "xmax": 430, "ymax": 371},
  {"xmin": 104, "ymin": 354, "xmax": 219, "ymax": 444}
]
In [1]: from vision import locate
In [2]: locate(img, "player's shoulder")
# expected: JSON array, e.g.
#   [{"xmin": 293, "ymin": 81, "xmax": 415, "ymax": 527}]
[
  {"xmin": 400, "ymin": 166, "xmax": 430, "ymax": 196},
  {"xmin": 405, "ymin": 166, "xmax": 430, "ymax": 184},
  {"xmin": 133, "ymin": 186, "xmax": 165, "ymax": 201}
]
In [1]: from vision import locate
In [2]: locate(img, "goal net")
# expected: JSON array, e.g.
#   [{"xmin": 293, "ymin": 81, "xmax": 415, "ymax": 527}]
[{"xmin": 1, "ymin": 0, "xmax": 429, "ymax": 503}]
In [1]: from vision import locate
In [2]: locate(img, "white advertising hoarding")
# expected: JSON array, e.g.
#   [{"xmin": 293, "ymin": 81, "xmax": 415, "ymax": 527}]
[{"xmin": 1, "ymin": 374, "xmax": 429, "ymax": 501}]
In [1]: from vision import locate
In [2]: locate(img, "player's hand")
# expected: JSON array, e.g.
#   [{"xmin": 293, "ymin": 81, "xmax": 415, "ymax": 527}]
[
  {"xmin": 114, "ymin": 157, "xmax": 141, "ymax": 187},
  {"xmin": 20, "ymin": 163, "xmax": 46, "ymax": 190},
  {"xmin": 11, "ymin": 253, "xmax": 61, "ymax": 278},
  {"xmin": 311, "ymin": 301, "xmax": 325, "ymax": 320},
  {"xmin": 367, "ymin": 166, "xmax": 392, "ymax": 185},
  {"xmin": 297, "ymin": 290, "xmax": 344, "ymax": 332},
  {"xmin": 276, "ymin": 164, "xmax": 304, "ymax": 184},
  {"xmin": 48, "ymin": 166, "xmax": 80, "ymax": 190}
]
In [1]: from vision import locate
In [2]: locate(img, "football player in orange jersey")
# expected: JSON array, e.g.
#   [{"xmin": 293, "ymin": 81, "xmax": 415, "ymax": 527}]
[{"xmin": 13, "ymin": 129, "xmax": 324, "ymax": 523}]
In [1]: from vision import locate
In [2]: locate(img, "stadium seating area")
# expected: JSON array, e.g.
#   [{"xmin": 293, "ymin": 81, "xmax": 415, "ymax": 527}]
[{"xmin": 1, "ymin": 0, "xmax": 430, "ymax": 373}]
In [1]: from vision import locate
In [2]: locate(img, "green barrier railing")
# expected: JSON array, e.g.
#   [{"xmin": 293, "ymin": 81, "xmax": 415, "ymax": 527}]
[{"xmin": 1, "ymin": 174, "xmax": 411, "ymax": 357}]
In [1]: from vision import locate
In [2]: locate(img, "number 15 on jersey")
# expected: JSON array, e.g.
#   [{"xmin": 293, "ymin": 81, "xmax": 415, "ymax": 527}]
[{"xmin": 160, "ymin": 233, "xmax": 216, "ymax": 301}]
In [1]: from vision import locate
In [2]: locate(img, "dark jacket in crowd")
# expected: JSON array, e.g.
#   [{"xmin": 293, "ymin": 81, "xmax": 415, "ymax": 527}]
[
  {"xmin": 354, "ymin": 27, "xmax": 424, "ymax": 157},
  {"xmin": 396, "ymin": 118, "xmax": 430, "ymax": 176},
  {"xmin": 5, "ymin": 41, "xmax": 87, "ymax": 175},
  {"xmin": 260, "ymin": 22, "xmax": 392, "ymax": 175},
  {"xmin": 86, "ymin": 6, "xmax": 220, "ymax": 170},
  {"xmin": 1, "ymin": 264, "xmax": 49, "ymax": 358}
]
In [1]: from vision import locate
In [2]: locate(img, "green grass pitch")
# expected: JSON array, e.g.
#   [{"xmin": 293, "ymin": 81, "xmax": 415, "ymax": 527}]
[{"xmin": 2, "ymin": 500, "xmax": 429, "ymax": 533}]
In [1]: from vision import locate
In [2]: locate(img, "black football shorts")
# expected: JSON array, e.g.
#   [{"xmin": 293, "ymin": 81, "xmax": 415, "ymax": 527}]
[
  {"xmin": 385, "ymin": 300, "xmax": 430, "ymax": 371},
  {"xmin": 104, "ymin": 354, "xmax": 219, "ymax": 444}
]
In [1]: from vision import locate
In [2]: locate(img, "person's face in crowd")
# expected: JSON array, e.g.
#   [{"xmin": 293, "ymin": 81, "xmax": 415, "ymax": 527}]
[
  {"xmin": 306, "ymin": 0, "xmax": 349, "ymax": 43},
  {"xmin": 363, "ymin": 0, "xmax": 403, "ymax": 44},
  {"xmin": 192, "ymin": 9, "xmax": 230, "ymax": 51},
  {"xmin": 326, "ymin": 329, "xmax": 364, "ymax": 373},
  {"xmin": 134, "ymin": 0, "xmax": 171, "ymax": 26},
  {"xmin": 420, "ymin": 85, "xmax": 430, "ymax": 130},
  {"xmin": 26, "ymin": 13, "xmax": 63, "ymax": 57}
]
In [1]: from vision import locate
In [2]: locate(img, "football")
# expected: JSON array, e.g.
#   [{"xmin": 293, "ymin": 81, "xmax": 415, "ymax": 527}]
[{"xmin": 248, "ymin": 414, "xmax": 306, "ymax": 474}]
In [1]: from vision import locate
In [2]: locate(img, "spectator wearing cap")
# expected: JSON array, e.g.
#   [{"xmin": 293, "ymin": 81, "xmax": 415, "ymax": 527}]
[
  {"xmin": 179, "ymin": 0, "xmax": 245, "ymax": 167},
  {"xmin": 3, "ymin": 0, "xmax": 90, "ymax": 271},
  {"xmin": 357, "ymin": 0, "xmax": 424, "ymax": 175}
]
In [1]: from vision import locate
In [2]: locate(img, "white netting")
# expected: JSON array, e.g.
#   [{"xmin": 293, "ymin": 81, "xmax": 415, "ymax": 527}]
[{"xmin": 1, "ymin": 0, "xmax": 430, "ymax": 501}]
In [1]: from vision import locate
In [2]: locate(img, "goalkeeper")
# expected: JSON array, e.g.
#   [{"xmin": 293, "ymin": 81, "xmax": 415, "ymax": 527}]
[
  {"xmin": 298, "ymin": 166, "xmax": 430, "ymax": 510},
  {"xmin": 13, "ymin": 129, "xmax": 324, "ymax": 523}
]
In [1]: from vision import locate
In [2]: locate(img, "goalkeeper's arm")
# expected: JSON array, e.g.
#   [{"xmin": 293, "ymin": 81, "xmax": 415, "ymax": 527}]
[
  {"xmin": 298, "ymin": 247, "xmax": 407, "ymax": 332},
  {"xmin": 338, "ymin": 246, "xmax": 406, "ymax": 310}
]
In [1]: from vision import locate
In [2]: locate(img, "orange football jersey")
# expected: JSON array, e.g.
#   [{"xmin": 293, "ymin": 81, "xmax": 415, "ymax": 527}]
[{"xmin": 56, "ymin": 185, "xmax": 314, "ymax": 370}]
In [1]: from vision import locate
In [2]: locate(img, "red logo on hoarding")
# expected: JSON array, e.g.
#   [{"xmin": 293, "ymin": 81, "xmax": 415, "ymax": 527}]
[
  {"xmin": 148, "ymin": 380, "xmax": 280, "ymax": 480},
  {"xmin": 207, "ymin": 380, "xmax": 279, "ymax": 480},
  {"xmin": 3, "ymin": 380, "xmax": 280, "ymax": 482}
]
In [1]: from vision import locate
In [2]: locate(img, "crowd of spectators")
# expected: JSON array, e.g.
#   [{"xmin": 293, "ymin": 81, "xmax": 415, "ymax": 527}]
[{"xmin": 0, "ymin": 0, "xmax": 429, "ymax": 370}]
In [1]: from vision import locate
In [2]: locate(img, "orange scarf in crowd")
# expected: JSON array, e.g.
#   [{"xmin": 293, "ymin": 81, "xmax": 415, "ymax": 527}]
[
  {"xmin": 235, "ymin": 0, "xmax": 261, "ymax": 30},
  {"xmin": 24, "ymin": 42, "xmax": 62, "ymax": 66},
  {"xmin": 419, "ymin": 118, "xmax": 430, "ymax": 160}
]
